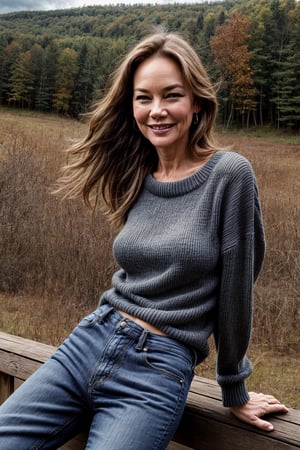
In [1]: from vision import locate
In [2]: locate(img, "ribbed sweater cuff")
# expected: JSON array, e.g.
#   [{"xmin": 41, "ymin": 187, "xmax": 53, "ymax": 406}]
[{"xmin": 222, "ymin": 381, "xmax": 250, "ymax": 407}]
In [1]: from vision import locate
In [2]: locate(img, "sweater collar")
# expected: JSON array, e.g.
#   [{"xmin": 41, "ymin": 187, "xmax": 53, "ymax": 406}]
[{"xmin": 144, "ymin": 151, "xmax": 224, "ymax": 198}]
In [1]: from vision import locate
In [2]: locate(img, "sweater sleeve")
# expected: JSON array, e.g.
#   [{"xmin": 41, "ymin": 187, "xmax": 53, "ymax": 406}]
[{"xmin": 214, "ymin": 155, "xmax": 265, "ymax": 407}]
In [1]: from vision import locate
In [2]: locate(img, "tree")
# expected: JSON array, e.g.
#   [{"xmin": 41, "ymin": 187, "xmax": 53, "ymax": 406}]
[
  {"xmin": 0, "ymin": 39, "xmax": 21, "ymax": 106},
  {"xmin": 210, "ymin": 12, "xmax": 256, "ymax": 127},
  {"xmin": 29, "ymin": 44, "xmax": 45, "ymax": 109},
  {"xmin": 247, "ymin": 2, "xmax": 279, "ymax": 127},
  {"xmin": 70, "ymin": 42, "xmax": 95, "ymax": 116},
  {"xmin": 0, "ymin": 36, "xmax": 10, "ymax": 104},
  {"xmin": 8, "ymin": 50, "xmax": 34, "ymax": 108},
  {"xmin": 53, "ymin": 47, "xmax": 78, "ymax": 114},
  {"xmin": 255, "ymin": 0, "xmax": 294, "ymax": 127},
  {"xmin": 275, "ymin": 4, "xmax": 300, "ymax": 129},
  {"xmin": 35, "ymin": 41, "xmax": 59, "ymax": 112}
]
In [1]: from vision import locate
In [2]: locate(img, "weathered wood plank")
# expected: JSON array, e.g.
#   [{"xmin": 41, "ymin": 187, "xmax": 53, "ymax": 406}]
[
  {"xmin": 0, "ymin": 349, "xmax": 45, "ymax": 380},
  {"xmin": 0, "ymin": 332, "xmax": 55, "ymax": 361},
  {"xmin": 14, "ymin": 377, "xmax": 23, "ymax": 390},
  {"xmin": 175, "ymin": 410, "xmax": 299, "ymax": 450},
  {"xmin": 190, "ymin": 377, "xmax": 222, "ymax": 400},
  {"xmin": 185, "ymin": 382, "xmax": 300, "ymax": 447},
  {"xmin": 59, "ymin": 434, "xmax": 87, "ymax": 450},
  {"xmin": 167, "ymin": 443, "xmax": 192, "ymax": 450},
  {"xmin": 0, "ymin": 372, "xmax": 14, "ymax": 403}
]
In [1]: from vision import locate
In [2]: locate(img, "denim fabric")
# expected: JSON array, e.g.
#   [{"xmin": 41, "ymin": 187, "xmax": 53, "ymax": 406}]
[{"xmin": 0, "ymin": 304, "xmax": 196, "ymax": 449}]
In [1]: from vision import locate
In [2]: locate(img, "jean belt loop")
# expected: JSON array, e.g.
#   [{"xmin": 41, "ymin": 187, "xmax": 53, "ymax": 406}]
[
  {"xmin": 135, "ymin": 329, "xmax": 149, "ymax": 351},
  {"xmin": 99, "ymin": 305, "xmax": 114, "ymax": 322}
]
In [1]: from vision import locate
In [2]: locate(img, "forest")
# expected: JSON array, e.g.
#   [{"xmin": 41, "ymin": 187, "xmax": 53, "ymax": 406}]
[{"xmin": 0, "ymin": 0, "xmax": 299, "ymax": 129}]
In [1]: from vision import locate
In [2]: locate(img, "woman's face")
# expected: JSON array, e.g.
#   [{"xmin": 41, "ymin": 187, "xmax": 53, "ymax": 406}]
[{"xmin": 133, "ymin": 56, "xmax": 199, "ymax": 155}]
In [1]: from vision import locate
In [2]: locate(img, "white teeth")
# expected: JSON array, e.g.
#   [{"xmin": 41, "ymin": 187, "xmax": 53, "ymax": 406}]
[{"xmin": 151, "ymin": 125, "xmax": 171, "ymax": 130}]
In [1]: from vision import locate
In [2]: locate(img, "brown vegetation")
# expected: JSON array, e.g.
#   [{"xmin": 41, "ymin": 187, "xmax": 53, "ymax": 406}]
[{"xmin": 0, "ymin": 110, "xmax": 299, "ymax": 406}]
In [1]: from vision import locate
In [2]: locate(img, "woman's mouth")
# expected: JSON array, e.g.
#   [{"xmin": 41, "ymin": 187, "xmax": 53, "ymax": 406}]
[{"xmin": 148, "ymin": 124, "xmax": 174, "ymax": 131}]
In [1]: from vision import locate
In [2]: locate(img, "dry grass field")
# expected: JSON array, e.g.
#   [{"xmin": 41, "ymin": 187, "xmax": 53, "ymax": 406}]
[{"xmin": 0, "ymin": 108, "xmax": 299, "ymax": 407}]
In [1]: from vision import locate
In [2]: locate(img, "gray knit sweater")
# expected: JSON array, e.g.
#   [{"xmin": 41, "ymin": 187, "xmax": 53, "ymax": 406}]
[{"xmin": 101, "ymin": 151, "xmax": 265, "ymax": 407}]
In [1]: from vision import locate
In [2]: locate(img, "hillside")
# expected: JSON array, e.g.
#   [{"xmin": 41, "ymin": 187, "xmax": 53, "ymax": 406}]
[
  {"xmin": 0, "ymin": 0, "xmax": 299, "ymax": 129},
  {"xmin": 0, "ymin": 3, "xmax": 221, "ymax": 39},
  {"xmin": 0, "ymin": 2, "xmax": 228, "ymax": 53}
]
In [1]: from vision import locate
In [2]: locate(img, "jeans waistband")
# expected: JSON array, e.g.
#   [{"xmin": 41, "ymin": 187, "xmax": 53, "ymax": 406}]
[{"xmin": 97, "ymin": 304, "xmax": 197, "ymax": 366}]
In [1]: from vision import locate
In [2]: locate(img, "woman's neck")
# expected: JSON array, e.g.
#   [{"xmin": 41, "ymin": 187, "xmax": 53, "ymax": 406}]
[{"xmin": 153, "ymin": 148, "xmax": 210, "ymax": 182}]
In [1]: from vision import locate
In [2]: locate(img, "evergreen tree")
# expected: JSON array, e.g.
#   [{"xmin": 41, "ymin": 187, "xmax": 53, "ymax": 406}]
[
  {"xmin": 30, "ymin": 44, "xmax": 44, "ymax": 109},
  {"xmin": 35, "ymin": 41, "xmax": 59, "ymax": 112},
  {"xmin": 248, "ymin": 5, "xmax": 272, "ymax": 126},
  {"xmin": 53, "ymin": 47, "xmax": 78, "ymax": 114},
  {"xmin": 0, "ymin": 39, "xmax": 21, "ymax": 106},
  {"xmin": 8, "ymin": 50, "xmax": 34, "ymax": 108},
  {"xmin": 265, "ymin": 0, "xmax": 293, "ymax": 126},
  {"xmin": 0, "ymin": 35, "xmax": 8, "ymax": 104},
  {"xmin": 276, "ymin": 4, "xmax": 300, "ymax": 128},
  {"xmin": 70, "ymin": 42, "xmax": 95, "ymax": 116}
]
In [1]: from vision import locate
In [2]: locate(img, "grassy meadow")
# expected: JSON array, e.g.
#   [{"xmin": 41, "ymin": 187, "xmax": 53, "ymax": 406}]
[{"xmin": 0, "ymin": 108, "xmax": 299, "ymax": 407}]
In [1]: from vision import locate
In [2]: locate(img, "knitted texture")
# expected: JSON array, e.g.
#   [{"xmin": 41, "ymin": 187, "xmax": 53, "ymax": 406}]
[{"xmin": 101, "ymin": 151, "xmax": 265, "ymax": 406}]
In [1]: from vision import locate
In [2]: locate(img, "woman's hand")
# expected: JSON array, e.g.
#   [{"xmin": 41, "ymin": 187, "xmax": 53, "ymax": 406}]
[{"xmin": 230, "ymin": 392, "xmax": 289, "ymax": 431}]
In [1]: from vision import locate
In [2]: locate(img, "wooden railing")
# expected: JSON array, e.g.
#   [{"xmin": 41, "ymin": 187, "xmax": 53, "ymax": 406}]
[{"xmin": 0, "ymin": 331, "xmax": 299, "ymax": 450}]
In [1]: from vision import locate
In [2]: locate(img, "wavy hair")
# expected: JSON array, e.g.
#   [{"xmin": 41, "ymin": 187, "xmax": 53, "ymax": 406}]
[{"xmin": 55, "ymin": 30, "xmax": 218, "ymax": 230}]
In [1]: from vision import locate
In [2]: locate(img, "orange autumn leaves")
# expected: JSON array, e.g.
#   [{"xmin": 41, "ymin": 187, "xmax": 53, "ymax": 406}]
[{"xmin": 210, "ymin": 12, "xmax": 257, "ymax": 120}]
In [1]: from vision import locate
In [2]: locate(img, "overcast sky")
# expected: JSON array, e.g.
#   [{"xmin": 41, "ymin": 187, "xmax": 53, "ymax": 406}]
[{"xmin": 0, "ymin": 0, "xmax": 218, "ymax": 14}]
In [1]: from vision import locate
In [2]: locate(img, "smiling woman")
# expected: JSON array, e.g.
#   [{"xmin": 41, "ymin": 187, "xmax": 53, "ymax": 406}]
[
  {"xmin": 53, "ymin": 29, "xmax": 218, "ymax": 229},
  {"xmin": 132, "ymin": 56, "xmax": 202, "ymax": 181},
  {"xmin": 0, "ymin": 30, "xmax": 288, "ymax": 450}
]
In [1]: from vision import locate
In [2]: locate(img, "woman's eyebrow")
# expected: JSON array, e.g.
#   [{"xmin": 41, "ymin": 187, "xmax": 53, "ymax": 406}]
[
  {"xmin": 134, "ymin": 84, "xmax": 185, "ymax": 93},
  {"xmin": 164, "ymin": 84, "xmax": 185, "ymax": 92}
]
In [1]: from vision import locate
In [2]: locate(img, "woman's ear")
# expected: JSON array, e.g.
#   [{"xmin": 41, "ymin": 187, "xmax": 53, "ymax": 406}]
[{"xmin": 194, "ymin": 101, "xmax": 201, "ymax": 114}]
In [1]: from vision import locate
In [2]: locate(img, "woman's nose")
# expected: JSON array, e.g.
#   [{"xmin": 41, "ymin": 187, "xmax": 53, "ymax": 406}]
[{"xmin": 150, "ymin": 100, "xmax": 167, "ymax": 118}]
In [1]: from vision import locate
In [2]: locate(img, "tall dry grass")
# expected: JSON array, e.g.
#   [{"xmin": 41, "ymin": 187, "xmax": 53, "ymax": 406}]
[
  {"xmin": 0, "ymin": 113, "xmax": 116, "ymax": 341},
  {"xmin": 0, "ymin": 112, "xmax": 299, "ymax": 363}
]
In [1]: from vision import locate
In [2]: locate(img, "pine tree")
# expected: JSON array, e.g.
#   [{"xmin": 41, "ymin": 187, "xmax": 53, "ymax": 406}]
[
  {"xmin": 265, "ymin": 0, "xmax": 293, "ymax": 127},
  {"xmin": 276, "ymin": 4, "xmax": 300, "ymax": 129},
  {"xmin": 30, "ymin": 44, "xmax": 44, "ymax": 109},
  {"xmin": 0, "ymin": 35, "xmax": 9, "ymax": 104},
  {"xmin": 0, "ymin": 39, "xmax": 21, "ymax": 106},
  {"xmin": 53, "ymin": 47, "xmax": 78, "ymax": 114},
  {"xmin": 70, "ymin": 42, "xmax": 95, "ymax": 117},
  {"xmin": 8, "ymin": 50, "xmax": 35, "ymax": 108},
  {"xmin": 35, "ymin": 41, "xmax": 58, "ymax": 112}
]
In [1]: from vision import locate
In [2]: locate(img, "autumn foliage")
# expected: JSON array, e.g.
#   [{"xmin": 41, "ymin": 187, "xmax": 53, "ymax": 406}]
[{"xmin": 210, "ymin": 12, "xmax": 257, "ymax": 127}]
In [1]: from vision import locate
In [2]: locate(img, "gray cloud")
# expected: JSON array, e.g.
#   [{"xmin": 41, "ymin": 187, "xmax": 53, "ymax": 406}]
[
  {"xmin": 0, "ymin": 0, "xmax": 66, "ymax": 14},
  {"xmin": 0, "ymin": 0, "xmax": 219, "ymax": 14}
]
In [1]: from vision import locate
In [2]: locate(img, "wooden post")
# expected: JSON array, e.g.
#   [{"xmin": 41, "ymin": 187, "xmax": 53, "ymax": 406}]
[{"xmin": 0, "ymin": 372, "xmax": 14, "ymax": 403}]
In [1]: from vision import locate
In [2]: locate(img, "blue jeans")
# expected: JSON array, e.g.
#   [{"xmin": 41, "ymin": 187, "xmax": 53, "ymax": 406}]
[{"xmin": 0, "ymin": 304, "xmax": 196, "ymax": 449}]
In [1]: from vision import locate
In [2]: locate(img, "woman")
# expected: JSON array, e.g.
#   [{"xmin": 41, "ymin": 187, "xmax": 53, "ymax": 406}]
[{"xmin": 0, "ymin": 30, "xmax": 288, "ymax": 449}]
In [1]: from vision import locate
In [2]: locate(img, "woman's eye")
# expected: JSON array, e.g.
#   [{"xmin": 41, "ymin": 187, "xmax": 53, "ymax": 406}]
[
  {"xmin": 135, "ymin": 95, "xmax": 150, "ymax": 101},
  {"xmin": 166, "ymin": 93, "xmax": 182, "ymax": 99}
]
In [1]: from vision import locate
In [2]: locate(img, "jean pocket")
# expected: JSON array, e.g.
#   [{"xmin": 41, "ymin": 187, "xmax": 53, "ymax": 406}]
[{"xmin": 143, "ymin": 345, "xmax": 193, "ymax": 383}]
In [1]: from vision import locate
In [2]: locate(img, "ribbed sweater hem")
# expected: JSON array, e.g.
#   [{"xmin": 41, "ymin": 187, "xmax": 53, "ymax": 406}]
[{"xmin": 222, "ymin": 381, "xmax": 250, "ymax": 407}]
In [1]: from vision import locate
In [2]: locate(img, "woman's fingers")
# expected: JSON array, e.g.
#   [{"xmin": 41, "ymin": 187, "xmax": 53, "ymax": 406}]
[{"xmin": 230, "ymin": 392, "xmax": 289, "ymax": 431}]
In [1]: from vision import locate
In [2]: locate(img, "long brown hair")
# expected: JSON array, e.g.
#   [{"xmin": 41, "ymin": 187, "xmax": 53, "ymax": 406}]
[{"xmin": 55, "ymin": 31, "xmax": 218, "ymax": 230}]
